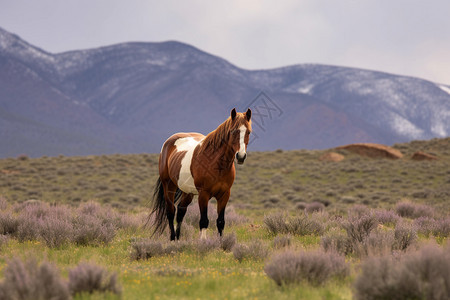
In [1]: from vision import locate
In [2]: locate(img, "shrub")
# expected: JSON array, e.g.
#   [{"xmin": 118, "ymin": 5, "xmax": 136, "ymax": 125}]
[
  {"xmin": 354, "ymin": 244, "xmax": 450, "ymax": 300},
  {"xmin": 373, "ymin": 209, "xmax": 401, "ymax": 226},
  {"xmin": 287, "ymin": 215, "xmax": 324, "ymax": 235},
  {"xmin": 348, "ymin": 204, "xmax": 370, "ymax": 217},
  {"xmin": 273, "ymin": 234, "xmax": 292, "ymax": 249},
  {"xmin": 16, "ymin": 215, "xmax": 41, "ymax": 242},
  {"xmin": 0, "ymin": 257, "xmax": 70, "ymax": 300},
  {"xmin": 220, "ymin": 233, "xmax": 237, "ymax": 252},
  {"xmin": 263, "ymin": 213, "xmax": 288, "ymax": 235},
  {"xmin": 414, "ymin": 216, "xmax": 436, "ymax": 237},
  {"xmin": 393, "ymin": 222, "xmax": 417, "ymax": 251},
  {"xmin": 196, "ymin": 237, "xmax": 221, "ymax": 255},
  {"xmin": 232, "ymin": 240, "xmax": 269, "ymax": 262},
  {"xmin": 72, "ymin": 214, "xmax": 116, "ymax": 246},
  {"xmin": 0, "ymin": 211, "xmax": 19, "ymax": 235},
  {"xmin": 38, "ymin": 216, "xmax": 73, "ymax": 248},
  {"xmin": 355, "ymin": 230, "xmax": 395, "ymax": 257},
  {"xmin": 395, "ymin": 201, "xmax": 435, "ymax": 219},
  {"xmin": 163, "ymin": 240, "xmax": 194, "ymax": 255},
  {"xmin": 263, "ymin": 212, "xmax": 324, "ymax": 236},
  {"xmin": 68, "ymin": 262, "xmax": 121, "ymax": 295},
  {"xmin": 342, "ymin": 213, "xmax": 378, "ymax": 243},
  {"xmin": 265, "ymin": 249, "xmax": 349, "ymax": 286},
  {"xmin": 305, "ymin": 201, "xmax": 325, "ymax": 214},
  {"xmin": 321, "ymin": 229, "xmax": 353, "ymax": 256},
  {"xmin": 130, "ymin": 239, "xmax": 164, "ymax": 260},
  {"xmin": 432, "ymin": 218, "xmax": 450, "ymax": 238}
]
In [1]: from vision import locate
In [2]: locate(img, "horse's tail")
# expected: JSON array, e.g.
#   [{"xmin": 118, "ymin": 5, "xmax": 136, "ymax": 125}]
[{"xmin": 148, "ymin": 177, "xmax": 182, "ymax": 236}]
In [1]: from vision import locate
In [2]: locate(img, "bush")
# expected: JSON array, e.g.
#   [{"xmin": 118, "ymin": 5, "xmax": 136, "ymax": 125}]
[
  {"xmin": 72, "ymin": 214, "xmax": 116, "ymax": 246},
  {"xmin": 433, "ymin": 218, "xmax": 450, "ymax": 238},
  {"xmin": 220, "ymin": 233, "xmax": 237, "ymax": 252},
  {"xmin": 263, "ymin": 213, "xmax": 288, "ymax": 235},
  {"xmin": 342, "ymin": 213, "xmax": 378, "ymax": 243},
  {"xmin": 68, "ymin": 262, "xmax": 121, "ymax": 295},
  {"xmin": 354, "ymin": 244, "xmax": 450, "ymax": 300},
  {"xmin": 393, "ymin": 222, "xmax": 417, "ymax": 251},
  {"xmin": 0, "ymin": 257, "xmax": 70, "ymax": 300},
  {"xmin": 273, "ymin": 234, "xmax": 292, "ymax": 249},
  {"xmin": 196, "ymin": 237, "xmax": 221, "ymax": 255},
  {"xmin": 414, "ymin": 216, "xmax": 436, "ymax": 237},
  {"xmin": 355, "ymin": 230, "xmax": 395, "ymax": 257},
  {"xmin": 0, "ymin": 211, "xmax": 19, "ymax": 235},
  {"xmin": 305, "ymin": 201, "xmax": 325, "ymax": 214},
  {"xmin": 263, "ymin": 212, "xmax": 324, "ymax": 236},
  {"xmin": 321, "ymin": 229, "xmax": 353, "ymax": 256},
  {"xmin": 348, "ymin": 204, "xmax": 370, "ymax": 217},
  {"xmin": 373, "ymin": 209, "xmax": 400, "ymax": 225},
  {"xmin": 395, "ymin": 201, "xmax": 435, "ymax": 219},
  {"xmin": 38, "ymin": 216, "xmax": 73, "ymax": 248},
  {"xmin": 232, "ymin": 240, "xmax": 269, "ymax": 262},
  {"xmin": 265, "ymin": 249, "xmax": 349, "ymax": 286},
  {"xmin": 130, "ymin": 239, "xmax": 164, "ymax": 260}
]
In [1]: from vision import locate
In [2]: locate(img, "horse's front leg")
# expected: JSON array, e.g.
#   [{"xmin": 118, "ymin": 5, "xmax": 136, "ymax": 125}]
[
  {"xmin": 198, "ymin": 190, "xmax": 211, "ymax": 239},
  {"xmin": 216, "ymin": 190, "xmax": 230, "ymax": 237}
]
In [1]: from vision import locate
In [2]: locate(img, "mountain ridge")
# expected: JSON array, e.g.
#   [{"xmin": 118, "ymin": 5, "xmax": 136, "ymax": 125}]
[{"xmin": 0, "ymin": 27, "xmax": 449, "ymax": 157}]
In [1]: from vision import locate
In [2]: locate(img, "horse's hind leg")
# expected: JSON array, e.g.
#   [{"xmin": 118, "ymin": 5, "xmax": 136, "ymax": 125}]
[
  {"xmin": 198, "ymin": 191, "xmax": 211, "ymax": 239},
  {"xmin": 175, "ymin": 193, "xmax": 193, "ymax": 240},
  {"xmin": 163, "ymin": 180, "xmax": 178, "ymax": 241}
]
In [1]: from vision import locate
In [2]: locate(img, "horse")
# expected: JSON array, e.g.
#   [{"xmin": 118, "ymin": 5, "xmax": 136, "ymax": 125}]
[{"xmin": 150, "ymin": 108, "xmax": 252, "ymax": 240}]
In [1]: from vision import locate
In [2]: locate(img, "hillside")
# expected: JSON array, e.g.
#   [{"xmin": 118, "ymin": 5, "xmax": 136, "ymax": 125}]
[
  {"xmin": 1, "ymin": 138, "xmax": 448, "ymax": 214},
  {"xmin": 1, "ymin": 27, "xmax": 450, "ymax": 157}
]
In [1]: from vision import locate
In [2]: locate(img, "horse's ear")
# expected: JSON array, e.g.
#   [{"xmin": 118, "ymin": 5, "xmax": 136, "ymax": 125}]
[
  {"xmin": 231, "ymin": 108, "xmax": 237, "ymax": 120},
  {"xmin": 245, "ymin": 108, "xmax": 252, "ymax": 121}
]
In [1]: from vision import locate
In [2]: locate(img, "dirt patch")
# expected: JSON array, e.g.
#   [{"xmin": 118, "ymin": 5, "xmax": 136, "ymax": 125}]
[
  {"xmin": 336, "ymin": 143, "xmax": 403, "ymax": 159},
  {"xmin": 319, "ymin": 152, "xmax": 345, "ymax": 162},
  {"xmin": 411, "ymin": 151, "xmax": 438, "ymax": 161}
]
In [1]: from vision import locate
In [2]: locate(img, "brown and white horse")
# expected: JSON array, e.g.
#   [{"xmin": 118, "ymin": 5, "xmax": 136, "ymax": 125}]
[{"xmin": 150, "ymin": 108, "xmax": 252, "ymax": 240}]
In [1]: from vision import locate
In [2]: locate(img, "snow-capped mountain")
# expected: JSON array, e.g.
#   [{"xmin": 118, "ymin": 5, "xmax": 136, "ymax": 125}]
[{"xmin": 0, "ymin": 27, "xmax": 449, "ymax": 157}]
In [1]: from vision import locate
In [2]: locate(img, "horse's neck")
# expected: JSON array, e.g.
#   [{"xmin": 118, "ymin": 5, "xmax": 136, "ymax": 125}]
[{"xmin": 200, "ymin": 139, "xmax": 235, "ymax": 169}]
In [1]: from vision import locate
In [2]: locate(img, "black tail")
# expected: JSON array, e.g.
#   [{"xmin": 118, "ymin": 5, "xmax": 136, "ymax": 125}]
[{"xmin": 148, "ymin": 177, "xmax": 182, "ymax": 236}]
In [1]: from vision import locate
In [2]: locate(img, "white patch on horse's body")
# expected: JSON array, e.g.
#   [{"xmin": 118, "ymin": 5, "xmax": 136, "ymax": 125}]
[
  {"xmin": 238, "ymin": 125, "xmax": 247, "ymax": 157},
  {"xmin": 174, "ymin": 136, "xmax": 202, "ymax": 194}
]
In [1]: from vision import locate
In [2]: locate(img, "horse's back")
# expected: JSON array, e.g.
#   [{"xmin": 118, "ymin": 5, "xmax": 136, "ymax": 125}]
[{"xmin": 159, "ymin": 132, "xmax": 205, "ymax": 193}]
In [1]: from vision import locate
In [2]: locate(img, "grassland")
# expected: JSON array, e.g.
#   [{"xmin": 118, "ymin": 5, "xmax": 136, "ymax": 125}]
[{"xmin": 0, "ymin": 138, "xmax": 449, "ymax": 299}]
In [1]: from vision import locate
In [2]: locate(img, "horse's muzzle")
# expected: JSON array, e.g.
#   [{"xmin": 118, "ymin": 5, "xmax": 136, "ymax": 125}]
[{"xmin": 236, "ymin": 153, "xmax": 247, "ymax": 164}]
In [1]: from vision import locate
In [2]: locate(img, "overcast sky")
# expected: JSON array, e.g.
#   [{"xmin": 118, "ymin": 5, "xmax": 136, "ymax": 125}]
[{"xmin": 1, "ymin": 0, "xmax": 449, "ymax": 84}]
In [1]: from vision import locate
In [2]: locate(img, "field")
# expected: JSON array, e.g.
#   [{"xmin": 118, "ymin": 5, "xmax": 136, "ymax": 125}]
[{"xmin": 0, "ymin": 138, "xmax": 449, "ymax": 299}]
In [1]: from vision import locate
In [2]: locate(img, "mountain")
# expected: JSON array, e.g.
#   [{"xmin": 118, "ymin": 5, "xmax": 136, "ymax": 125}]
[{"xmin": 0, "ymin": 27, "xmax": 449, "ymax": 158}]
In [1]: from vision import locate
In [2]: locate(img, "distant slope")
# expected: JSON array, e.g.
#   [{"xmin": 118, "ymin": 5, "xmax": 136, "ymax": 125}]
[{"xmin": 0, "ymin": 27, "xmax": 449, "ymax": 157}]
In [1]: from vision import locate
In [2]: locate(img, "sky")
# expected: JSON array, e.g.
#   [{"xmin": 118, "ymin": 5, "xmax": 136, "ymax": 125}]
[{"xmin": 1, "ymin": 0, "xmax": 449, "ymax": 84}]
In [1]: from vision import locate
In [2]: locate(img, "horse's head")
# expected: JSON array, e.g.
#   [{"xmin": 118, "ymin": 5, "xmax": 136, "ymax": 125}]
[{"xmin": 229, "ymin": 108, "xmax": 252, "ymax": 165}]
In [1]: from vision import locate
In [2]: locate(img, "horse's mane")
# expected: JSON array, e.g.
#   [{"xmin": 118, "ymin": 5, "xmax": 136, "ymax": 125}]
[
  {"xmin": 200, "ymin": 113, "xmax": 252, "ymax": 154},
  {"xmin": 201, "ymin": 116, "xmax": 235, "ymax": 152}
]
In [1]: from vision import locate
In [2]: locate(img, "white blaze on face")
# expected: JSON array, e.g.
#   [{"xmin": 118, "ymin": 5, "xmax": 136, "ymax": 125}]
[
  {"xmin": 238, "ymin": 125, "xmax": 247, "ymax": 157},
  {"xmin": 174, "ymin": 137, "xmax": 202, "ymax": 195}
]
